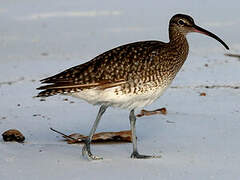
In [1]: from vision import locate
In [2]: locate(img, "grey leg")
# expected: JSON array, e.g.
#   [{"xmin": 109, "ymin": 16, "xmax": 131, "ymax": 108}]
[
  {"xmin": 82, "ymin": 105, "xmax": 108, "ymax": 160},
  {"xmin": 129, "ymin": 109, "xmax": 161, "ymax": 159}
]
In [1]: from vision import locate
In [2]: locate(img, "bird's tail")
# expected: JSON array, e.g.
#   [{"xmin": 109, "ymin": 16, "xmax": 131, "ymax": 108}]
[{"xmin": 36, "ymin": 89, "xmax": 60, "ymax": 97}]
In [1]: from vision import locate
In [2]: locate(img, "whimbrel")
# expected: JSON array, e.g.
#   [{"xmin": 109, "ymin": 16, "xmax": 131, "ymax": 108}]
[{"xmin": 37, "ymin": 14, "xmax": 229, "ymax": 160}]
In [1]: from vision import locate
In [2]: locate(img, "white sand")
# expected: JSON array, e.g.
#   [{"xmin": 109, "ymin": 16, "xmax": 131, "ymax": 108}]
[{"xmin": 1, "ymin": 0, "xmax": 240, "ymax": 179}]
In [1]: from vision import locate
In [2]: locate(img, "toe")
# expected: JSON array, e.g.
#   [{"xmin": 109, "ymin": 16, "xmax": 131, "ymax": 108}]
[{"xmin": 131, "ymin": 152, "xmax": 161, "ymax": 159}]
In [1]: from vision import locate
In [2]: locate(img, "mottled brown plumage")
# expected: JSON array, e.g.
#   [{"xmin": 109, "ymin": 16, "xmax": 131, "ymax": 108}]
[
  {"xmin": 38, "ymin": 41, "xmax": 165, "ymax": 96},
  {"xmin": 37, "ymin": 14, "xmax": 229, "ymax": 160}
]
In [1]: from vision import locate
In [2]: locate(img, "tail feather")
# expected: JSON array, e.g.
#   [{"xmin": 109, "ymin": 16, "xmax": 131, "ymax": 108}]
[
  {"xmin": 37, "ymin": 89, "xmax": 62, "ymax": 97},
  {"xmin": 37, "ymin": 88, "xmax": 81, "ymax": 97}
]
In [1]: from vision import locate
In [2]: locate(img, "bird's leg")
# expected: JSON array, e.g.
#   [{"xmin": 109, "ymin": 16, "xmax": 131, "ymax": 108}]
[
  {"xmin": 82, "ymin": 105, "xmax": 108, "ymax": 160},
  {"xmin": 129, "ymin": 109, "xmax": 161, "ymax": 159}
]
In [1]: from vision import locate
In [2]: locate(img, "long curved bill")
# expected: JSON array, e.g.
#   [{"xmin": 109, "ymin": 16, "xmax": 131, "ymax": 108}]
[{"xmin": 192, "ymin": 25, "xmax": 229, "ymax": 50}]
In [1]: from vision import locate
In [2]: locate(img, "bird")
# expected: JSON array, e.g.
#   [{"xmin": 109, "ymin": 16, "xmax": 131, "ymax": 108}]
[{"xmin": 37, "ymin": 14, "xmax": 229, "ymax": 160}]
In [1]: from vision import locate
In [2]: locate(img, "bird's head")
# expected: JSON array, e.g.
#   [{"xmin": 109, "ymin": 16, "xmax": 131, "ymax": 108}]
[{"xmin": 169, "ymin": 14, "xmax": 229, "ymax": 50}]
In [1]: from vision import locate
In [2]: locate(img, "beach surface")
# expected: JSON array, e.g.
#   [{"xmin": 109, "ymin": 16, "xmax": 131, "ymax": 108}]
[{"xmin": 0, "ymin": 1, "xmax": 240, "ymax": 179}]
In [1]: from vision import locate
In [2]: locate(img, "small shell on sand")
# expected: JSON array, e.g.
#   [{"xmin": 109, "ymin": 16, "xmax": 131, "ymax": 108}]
[{"xmin": 2, "ymin": 129, "xmax": 25, "ymax": 143}]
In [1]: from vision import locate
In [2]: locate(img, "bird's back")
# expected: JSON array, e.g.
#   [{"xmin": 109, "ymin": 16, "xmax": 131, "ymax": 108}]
[{"xmin": 37, "ymin": 40, "xmax": 187, "ymax": 109}]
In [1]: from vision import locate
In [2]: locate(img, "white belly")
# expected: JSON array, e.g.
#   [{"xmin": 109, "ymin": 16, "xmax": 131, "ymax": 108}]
[{"xmin": 71, "ymin": 83, "xmax": 169, "ymax": 110}]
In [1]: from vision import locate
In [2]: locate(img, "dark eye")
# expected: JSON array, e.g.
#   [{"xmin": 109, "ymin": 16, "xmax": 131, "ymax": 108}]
[{"xmin": 178, "ymin": 19, "xmax": 185, "ymax": 25}]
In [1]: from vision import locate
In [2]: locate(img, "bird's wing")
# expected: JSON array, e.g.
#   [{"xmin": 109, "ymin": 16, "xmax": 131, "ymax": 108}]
[{"xmin": 37, "ymin": 40, "xmax": 166, "ymax": 97}]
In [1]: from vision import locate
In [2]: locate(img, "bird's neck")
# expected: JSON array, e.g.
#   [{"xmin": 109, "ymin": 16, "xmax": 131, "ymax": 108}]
[
  {"xmin": 168, "ymin": 26, "xmax": 189, "ymax": 53},
  {"xmin": 166, "ymin": 26, "xmax": 189, "ymax": 74}
]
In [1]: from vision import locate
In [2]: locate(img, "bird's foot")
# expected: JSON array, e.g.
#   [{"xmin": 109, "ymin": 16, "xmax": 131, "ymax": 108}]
[
  {"xmin": 130, "ymin": 151, "xmax": 161, "ymax": 159},
  {"xmin": 82, "ymin": 144, "xmax": 103, "ymax": 160}
]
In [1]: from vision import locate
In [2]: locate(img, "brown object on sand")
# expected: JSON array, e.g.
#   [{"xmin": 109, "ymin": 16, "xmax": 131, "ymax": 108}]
[
  {"xmin": 66, "ymin": 130, "xmax": 132, "ymax": 144},
  {"xmin": 225, "ymin": 53, "xmax": 240, "ymax": 59},
  {"xmin": 2, "ymin": 129, "xmax": 25, "ymax": 143},
  {"xmin": 200, "ymin": 92, "xmax": 206, "ymax": 96},
  {"xmin": 50, "ymin": 128, "xmax": 132, "ymax": 144},
  {"xmin": 136, "ymin": 108, "xmax": 167, "ymax": 117}
]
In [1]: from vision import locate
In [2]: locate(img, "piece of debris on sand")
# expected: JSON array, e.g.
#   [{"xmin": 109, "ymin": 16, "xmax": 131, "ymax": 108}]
[
  {"xmin": 136, "ymin": 107, "xmax": 167, "ymax": 117},
  {"xmin": 2, "ymin": 129, "xmax": 25, "ymax": 143},
  {"xmin": 225, "ymin": 53, "xmax": 240, "ymax": 59},
  {"xmin": 200, "ymin": 92, "xmax": 207, "ymax": 96},
  {"xmin": 50, "ymin": 128, "xmax": 132, "ymax": 144}
]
